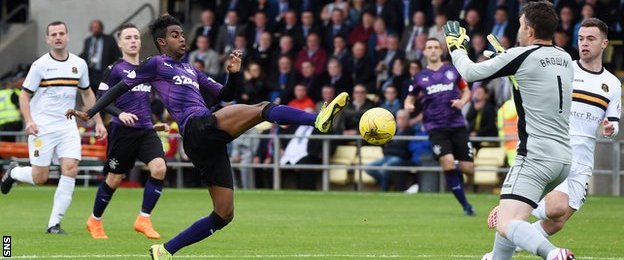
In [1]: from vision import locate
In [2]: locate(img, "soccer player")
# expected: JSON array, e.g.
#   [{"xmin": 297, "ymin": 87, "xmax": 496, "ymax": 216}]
[
  {"xmin": 404, "ymin": 38, "xmax": 476, "ymax": 216},
  {"xmin": 0, "ymin": 21, "xmax": 107, "ymax": 234},
  {"xmin": 85, "ymin": 23, "xmax": 169, "ymax": 240},
  {"xmin": 65, "ymin": 15, "xmax": 348, "ymax": 259},
  {"xmin": 488, "ymin": 17, "xmax": 621, "ymax": 248},
  {"xmin": 444, "ymin": 1, "xmax": 576, "ymax": 259}
]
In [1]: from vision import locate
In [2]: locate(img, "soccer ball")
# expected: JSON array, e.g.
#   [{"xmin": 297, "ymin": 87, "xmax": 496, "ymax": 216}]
[{"xmin": 359, "ymin": 108, "xmax": 396, "ymax": 145}]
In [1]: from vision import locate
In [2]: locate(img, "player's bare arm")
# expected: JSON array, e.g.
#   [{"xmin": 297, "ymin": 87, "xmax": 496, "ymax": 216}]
[
  {"xmin": 404, "ymin": 95, "xmax": 416, "ymax": 112},
  {"xmin": 18, "ymin": 90, "xmax": 38, "ymax": 135},
  {"xmin": 79, "ymin": 88, "xmax": 107, "ymax": 139},
  {"xmin": 450, "ymin": 86, "xmax": 470, "ymax": 109}
]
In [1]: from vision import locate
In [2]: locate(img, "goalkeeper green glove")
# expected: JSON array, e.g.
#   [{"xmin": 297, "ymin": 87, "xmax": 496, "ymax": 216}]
[{"xmin": 443, "ymin": 20, "xmax": 469, "ymax": 52}]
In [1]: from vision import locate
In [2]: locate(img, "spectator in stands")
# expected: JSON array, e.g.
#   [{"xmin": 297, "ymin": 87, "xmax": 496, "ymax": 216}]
[
  {"xmin": 239, "ymin": 62, "xmax": 269, "ymax": 105},
  {"xmin": 297, "ymin": 11, "xmax": 322, "ymax": 50},
  {"xmin": 364, "ymin": 109, "xmax": 414, "ymax": 191},
  {"xmin": 375, "ymin": 34, "xmax": 404, "ymax": 89},
  {"xmin": 274, "ymin": 10, "xmax": 298, "ymax": 40},
  {"xmin": 269, "ymin": 55, "xmax": 299, "ymax": 104},
  {"xmin": 230, "ymin": 127, "xmax": 259, "ymax": 189},
  {"xmin": 400, "ymin": 11, "xmax": 428, "ymax": 61},
  {"xmin": 554, "ymin": 29, "xmax": 579, "ymax": 60},
  {"xmin": 368, "ymin": 0, "xmax": 398, "ymax": 34},
  {"xmin": 287, "ymin": 84, "xmax": 316, "ymax": 111},
  {"xmin": 347, "ymin": 0, "xmax": 366, "ymax": 27},
  {"xmin": 331, "ymin": 35, "xmax": 352, "ymax": 74},
  {"xmin": 324, "ymin": 8, "xmax": 351, "ymax": 52},
  {"xmin": 280, "ymin": 125, "xmax": 328, "ymax": 190},
  {"xmin": 0, "ymin": 76, "xmax": 23, "ymax": 142},
  {"xmin": 246, "ymin": 11, "xmax": 272, "ymax": 49},
  {"xmin": 395, "ymin": 0, "xmax": 419, "ymax": 34},
  {"xmin": 215, "ymin": 11, "xmax": 245, "ymax": 59},
  {"xmin": 351, "ymin": 41, "xmax": 376, "ymax": 91},
  {"xmin": 428, "ymin": 11, "xmax": 447, "ymax": 46},
  {"xmin": 336, "ymin": 84, "xmax": 375, "ymax": 135},
  {"xmin": 316, "ymin": 85, "xmax": 336, "ymax": 112},
  {"xmin": 402, "ymin": 60, "xmax": 422, "ymax": 102},
  {"xmin": 276, "ymin": 35, "xmax": 298, "ymax": 65},
  {"xmin": 489, "ymin": 6, "xmax": 516, "ymax": 45},
  {"xmin": 253, "ymin": 124, "xmax": 283, "ymax": 188},
  {"xmin": 572, "ymin": 4, "xmax": 595, "ymax": 49},
  {"xmin": 380, "ymin": 85, "xmax": 401, "ymax": 116},
  {"xmin": 321, "ymin": 0, "xmax": 350, "ymax": 26},
  {"xmin": 294, "ymin": 33, "xmax": 328, "ymax": 76},
  {"xmin": 232, "ymin": 34, "xmax": 250, "ymax": 65},
  {"xmin": 558, "ymin": 5, "xmax": 575, "ymax": 38},
  {"xmin": 465, "ymin": 85, "xmax": 497, "ymax": 150},
  {"xmin": 251, "ymin": 0, "xmax": 270, "ymax": 18},
  {"xmin": 271, "ymin": 0, "xmax": 292, "ymax": 25},
  {"xmin": 468, "ymin": 34, "xmax": 487, "ymax": 62},
  {"xmin": 218, "ymin": 0, "xmax": 251, "ymax": 23},
  {"xmin": 368, "ymin": 18, "xmax": 391, "ymax": 61},
  {"xmin": 349, "ymin": 11, "xmax": 375, "ymax": 46},
  {"xmin": 249, "ymin": 32, "xmax": 274, "ymax": 72},
  {"xmin": 463, "ymin": 8, "xmax": 485, "ymax": 38},
  {"xmin": 298, "ymin": 61, "xmax": 322, "ymax": 103},
  {"xmin": 325, "ymin": 58, "xmax": 353, "ymax": 96},
  {"xmin": 80, "ymin": 20, "xmax": 120, "ymax": 93},
  {"xmin": 382, "ymin": 58, "xmax": 410, "ymax": 99},
  {"xmin": 191, "ymin": 9, "xmax": 217, "ymax": 51},
  {"xmin": 187, "ymin": 35, "xmax": 220, "ymax": 78}
]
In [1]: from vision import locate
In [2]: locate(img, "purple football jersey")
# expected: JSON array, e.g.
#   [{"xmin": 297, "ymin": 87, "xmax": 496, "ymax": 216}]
[
  {"xmin": 408, "ymin": 64, "xmax": 468, "ymax": 131},
  {"xmin": 122, "ymin": 54, "xmax": 223, "ymax": 134},
  {"xmin": 100, "ymin": 59, "xmax": 153, "ymax": 129}
]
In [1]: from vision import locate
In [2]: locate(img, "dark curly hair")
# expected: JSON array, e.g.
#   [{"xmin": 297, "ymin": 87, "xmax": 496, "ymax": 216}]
[{"xmin": 149, "ymin": 14, "xmax": 182, "ymax": 52}]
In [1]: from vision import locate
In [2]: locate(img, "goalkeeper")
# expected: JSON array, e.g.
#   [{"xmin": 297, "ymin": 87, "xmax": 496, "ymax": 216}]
[{"xmin": 443, "ymin": 1, "xmax": 576, "ymax": 260}]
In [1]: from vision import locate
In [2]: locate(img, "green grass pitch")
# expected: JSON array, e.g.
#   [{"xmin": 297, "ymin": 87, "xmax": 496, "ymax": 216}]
[{"xmin": 0, "ymin": 187, "xmax": 622, "ymax": 259}]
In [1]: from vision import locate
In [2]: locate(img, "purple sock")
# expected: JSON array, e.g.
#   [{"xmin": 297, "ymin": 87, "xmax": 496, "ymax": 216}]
[
  {"xmin": 93, "ymin": 182, "xmax": 115, "ymax": 218},
  {"xmin": 264, "ymin": 105, "xmax": 316, "ymax": 125},
  {"xmin": 141, "ymin": 176, "xmax": 163, "ymax": 214},
  {"xmin": 164, "ymin": 211, "xmax": 228, "ymax": 255},
  {"xmin": 444, "ymin": 169, "xmax": 471, "ymax": 209}
]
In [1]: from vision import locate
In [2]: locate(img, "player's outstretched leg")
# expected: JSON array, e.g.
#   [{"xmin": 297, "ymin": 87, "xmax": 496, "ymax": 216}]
[
  {"xmin": 87, "ymin": 173, "xmax": 123, "ymax": 239},
  {"xmin": 135, "ymin": 158, "xmax": 167, "ymax": 239},
  {"xmin": 213, "ymin": 93, "xmax": 350, "ymax": 138}
]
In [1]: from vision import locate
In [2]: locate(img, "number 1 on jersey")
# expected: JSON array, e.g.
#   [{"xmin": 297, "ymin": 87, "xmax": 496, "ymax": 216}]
[{"xmin": 557, "ymin": 75, "xmax": 562, "ymax": 113}]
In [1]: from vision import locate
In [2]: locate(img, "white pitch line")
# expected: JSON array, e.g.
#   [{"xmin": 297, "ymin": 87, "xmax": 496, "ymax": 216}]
[{"xmin": 10, "ymin": 254, "xmax": 624, "ymax": 260}]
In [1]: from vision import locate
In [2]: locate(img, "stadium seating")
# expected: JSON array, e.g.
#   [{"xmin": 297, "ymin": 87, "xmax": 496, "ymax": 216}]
[
  {"xmin": 329, "ymin": 145, "xmax": 357, "ymax": 185},
  {"xmin": 473, "ymin": 147, "xmax": 506, "ymax": 192}
]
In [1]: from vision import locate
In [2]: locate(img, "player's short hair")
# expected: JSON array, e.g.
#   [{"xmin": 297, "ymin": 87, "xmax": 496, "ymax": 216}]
[
  {"xmin": 117, "ymin": 23, "xmax": 138, "ymax": 38},
  {"xmin": 580, "ymin": 18, "xmax": 608, "ymax": 39},
  {"xmin": 46, "ymin": 21, "xmax": 67, "ymax": 35},
  {"xmin": 520, "ymin": 1, "xmax": 558, "ymax": 41},
  {"xmin": 425, "ymin": 37, "xmax": 441, "ymax": 46},
  {"xmin": 149, "ymin": 14, "xmax": 182, "ymax": 52}
]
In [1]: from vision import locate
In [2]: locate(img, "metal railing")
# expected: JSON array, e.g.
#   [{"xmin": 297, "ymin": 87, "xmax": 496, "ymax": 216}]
[
  {"xmin": 0, "ymin": 3, "xmax": 29, "ymax": 41},
  {"xmin": 108, "ymin": 3, "xmax": 156, "ymax": 36},
  {"xmin": 1, "ymin": 131, "xmax": 622, "ymax": 195}
]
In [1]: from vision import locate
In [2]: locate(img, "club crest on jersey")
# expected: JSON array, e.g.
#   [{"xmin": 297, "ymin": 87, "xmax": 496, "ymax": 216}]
[
  {"xmin": 72, "ymin": 67, "xmax": 78, "ymax": 74},
  {"xmin": 445, "ymin": 70, "xmax": 455, "ymax": 81},
  {"xmin": 108, "ymin": 158, "xmax": 119, "ymax": 170},
  {"xmin": 601, "ymin": 83, "xmax": 609, "ymax": 93}
]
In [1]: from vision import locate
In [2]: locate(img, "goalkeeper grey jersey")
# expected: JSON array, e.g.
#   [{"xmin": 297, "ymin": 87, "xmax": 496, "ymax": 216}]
[{"xmin": 451, "ymin": 44, "xmax": 573, "ymax": 164}]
